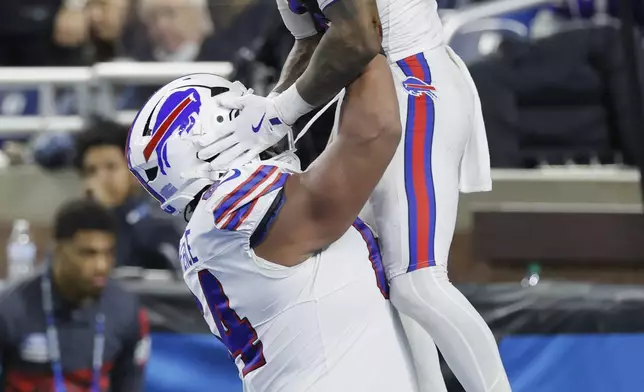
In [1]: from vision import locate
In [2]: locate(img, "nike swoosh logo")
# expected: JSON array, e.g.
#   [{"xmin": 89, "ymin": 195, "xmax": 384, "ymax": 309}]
[
  {"xmin": 252, "ymin": 113, "xmax": 266, "ymax": 133},
  {"xmin": 220, "ymin": 169, "xmax": 241, "ymax": 186}
]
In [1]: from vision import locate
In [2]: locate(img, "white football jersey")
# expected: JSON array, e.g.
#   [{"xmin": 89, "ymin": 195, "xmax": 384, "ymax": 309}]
[
  {"xmin": 181, "ymin": 162, "xmax": 418, "ymax": 392},
  {"xmin": 277, "ymin": 0, "xmax": 444, "ymax": 62}
]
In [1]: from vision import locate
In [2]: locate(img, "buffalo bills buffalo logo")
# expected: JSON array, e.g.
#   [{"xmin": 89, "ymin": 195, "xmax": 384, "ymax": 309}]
[
  {"xmin": 143, "ymin": 88, "xmax": 202, "ymax": 175},
  {"xmin": 402, "ymin": 76, "xmax": 438, "ymax": 99}
]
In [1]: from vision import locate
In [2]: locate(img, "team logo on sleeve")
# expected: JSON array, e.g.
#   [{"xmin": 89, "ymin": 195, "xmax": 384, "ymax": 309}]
[{"xmin": 402, "ymin": 76, "xmax": 438, "ymax": 99}]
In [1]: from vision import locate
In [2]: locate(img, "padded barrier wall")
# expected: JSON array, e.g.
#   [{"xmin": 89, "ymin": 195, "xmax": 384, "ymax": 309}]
[{"xmin": 129, "ymin": 280, "xmax": 644, "ymax": 392}]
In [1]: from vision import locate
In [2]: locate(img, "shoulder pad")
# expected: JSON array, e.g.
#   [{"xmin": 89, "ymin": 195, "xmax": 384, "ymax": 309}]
[{"xmin": 205, "ymin": 163, "xmax": 289, "ymax": 233}]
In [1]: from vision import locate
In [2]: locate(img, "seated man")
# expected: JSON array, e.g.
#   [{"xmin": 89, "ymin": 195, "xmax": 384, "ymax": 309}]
[
  {"xmin": 74, "ymin": 118, "xmax": 183, "ymax": 270},
  {"xmin": 125, "ymin": 55, "xmax": 419, "ymax": 391},
  {"xmin": 0, "ymin": 199, "xmax": 149, "ymax": 391}
]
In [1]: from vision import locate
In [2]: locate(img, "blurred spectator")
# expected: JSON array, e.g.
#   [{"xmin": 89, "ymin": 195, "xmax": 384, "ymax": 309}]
[
  {"xmin": 32, "ymin": 132, "xmax": 76, "ymax": 170},
  {"xmin": 53, "ymin": 1, "xmax": 89, "ymax": 49},
  {"xmin": 0, "ymin": 199, "xmax": 149, "ymax": 391},
  {"xmin": 86, "ymin": 0, "xmax": 131, "ymax": 62},
  {"xmin": 119, "ymin": 0, "xmax": 218, "ymax": 108},
  {"xmin": 0, "ymin": 0, "xmax": 86, "ymax": 66},
  {"xmin": 74, "ymin": 118, "xmax": 182, "ymax": 270},
  {"xmin": 136, "ymin": 0, "xmax": 220, "ymax": 61},
  {"xmin": 119, "ymin": 0, "xmax": 277, "ymax": 109},
  {"xmin": 0, "ymin": 0, "xmax": 132, "ymax": 66}
]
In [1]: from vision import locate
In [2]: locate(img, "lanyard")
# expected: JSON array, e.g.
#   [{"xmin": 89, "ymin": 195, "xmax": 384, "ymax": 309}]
[{"xmin": 41, "ymin": 273, "xmax": 105, "ymax": 392}]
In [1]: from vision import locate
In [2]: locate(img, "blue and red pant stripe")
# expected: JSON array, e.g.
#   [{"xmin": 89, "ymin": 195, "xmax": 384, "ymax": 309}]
[{"xmin": 396, "ymin": 53, "xmax": 437, "ymax": 271}]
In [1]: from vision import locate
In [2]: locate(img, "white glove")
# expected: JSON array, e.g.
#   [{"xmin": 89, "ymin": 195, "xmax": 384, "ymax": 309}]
[
  {"xmin": 217, "ymin": 92, "xmax": 293, "ymax": 153},
  {"xmin": 192, "ymin": 82, "xmax": 264, "ymax": 174},
  {"xmin": 193, "ymin": 128, "xmax": 261, "ymax": 175}
]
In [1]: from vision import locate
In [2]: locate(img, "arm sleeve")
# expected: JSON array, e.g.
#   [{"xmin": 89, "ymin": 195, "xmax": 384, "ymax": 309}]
[
  {"xmin": 276, "ymin": 0, "xmax": 319, "ymax": 39},
  {"xmin": 110, "ymin": 307, "xmax": 150, "ymax": 392}
]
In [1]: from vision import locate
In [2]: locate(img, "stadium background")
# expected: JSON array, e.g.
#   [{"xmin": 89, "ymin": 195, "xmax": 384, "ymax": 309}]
[{"xmin": 0, "ymin": 0, "xmax": 644, "ymax": 390}]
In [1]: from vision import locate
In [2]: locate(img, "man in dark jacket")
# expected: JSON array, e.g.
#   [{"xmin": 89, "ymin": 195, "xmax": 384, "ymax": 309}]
[
  {"xmin": 0, "ymin": 199, "xmax": 149, "ymax": 391},
  {"xmin": 0, "ymin": 0, "xmax": 88, "ymax": 66},
  {"xmin": 74, "ymin": 118, "xmax": 183, "ymax": 270}
]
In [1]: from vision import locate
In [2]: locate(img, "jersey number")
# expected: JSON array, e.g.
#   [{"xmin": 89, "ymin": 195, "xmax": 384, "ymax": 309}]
[{"xmin": 198, "ymin": 270, "xmax": 267, "ymax": 376}]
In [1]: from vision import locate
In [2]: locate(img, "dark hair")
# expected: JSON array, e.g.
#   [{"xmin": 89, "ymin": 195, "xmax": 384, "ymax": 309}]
[
  {"xmin": 54, "ymin": 199, "xmax": 117, "ymax": 241},
  {"xmin": 73, "ymin": 117, "xmax": 129, "ymax": 171}
]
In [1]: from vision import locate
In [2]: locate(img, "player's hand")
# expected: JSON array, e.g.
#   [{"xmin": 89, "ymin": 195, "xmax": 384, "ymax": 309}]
[
  {"xmin": 194, "ymin": 128, "xmax": 261, "ymax": 177},
  {"xmin": 217, "ymin": 92, "xmax": 293, "ymax": 154}
]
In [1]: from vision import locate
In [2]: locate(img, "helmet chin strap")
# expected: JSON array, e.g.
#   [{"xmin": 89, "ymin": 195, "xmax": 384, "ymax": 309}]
[
  {"xmin": 293, "ymin": 89, "xmax": 344, "ymax": 146},
  {"xmin": 265, "ymin": 150, "xmax": 301, "ymax": 172},
  {"xmin": 180, "ymin": 163, "xmax": 221, "ymax": 182}
]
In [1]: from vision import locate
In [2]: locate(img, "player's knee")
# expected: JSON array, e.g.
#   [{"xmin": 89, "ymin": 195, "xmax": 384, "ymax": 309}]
[{"xmin": 390, "ymin": 268, "xmax": 453, "ymax": 309}]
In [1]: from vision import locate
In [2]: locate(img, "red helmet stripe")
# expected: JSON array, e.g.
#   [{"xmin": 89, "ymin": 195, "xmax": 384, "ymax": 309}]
[{"xmin": 143, "ymin": 95, "xmax": 194, "ymax": 161}]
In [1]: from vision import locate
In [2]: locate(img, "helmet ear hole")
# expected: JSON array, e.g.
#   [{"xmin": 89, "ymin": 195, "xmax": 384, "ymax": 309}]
[{"xmin": 145, "ymin": 167, "xmax": 159, "ymax": 181}]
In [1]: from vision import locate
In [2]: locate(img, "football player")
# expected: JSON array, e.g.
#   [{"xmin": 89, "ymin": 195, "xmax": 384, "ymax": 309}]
[
  {"xmin": 214, "ymin": 0, "xmax": 511, "ymax": 391},
  {"xmin": 126, "ymin": 56, "xmax": 419, "ymax": 391}
]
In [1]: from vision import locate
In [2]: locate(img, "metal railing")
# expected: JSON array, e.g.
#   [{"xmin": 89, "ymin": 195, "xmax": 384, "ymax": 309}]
[
  {"xmin": 0, "ymin": 62, "xmax": 233, "ymax": 135},
  {"xmin": 0, "ymin": 0, "xmax": 562, "ymax": 135}
]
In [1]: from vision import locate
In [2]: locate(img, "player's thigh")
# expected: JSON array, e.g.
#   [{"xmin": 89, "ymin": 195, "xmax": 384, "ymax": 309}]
[
  {"xmin": 397, "ymin": 311, "xmax": 448, "ymax": 392},
  {"xmin": 426, "ymin": 48, "xmax": 475, "ymax": 268},
  {"xmin": 375, "ymin": 49, "xmax": 473, "ymax": 277}
]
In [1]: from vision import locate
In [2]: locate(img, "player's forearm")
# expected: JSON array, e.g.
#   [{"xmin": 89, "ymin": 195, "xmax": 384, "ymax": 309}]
[
  {"xmin": 273, "ymin": 0, "xmax": 382, "ymax": 125},
  {"xmin": 295, "ymin": 1, "xmax": 382, "ymax": 108},
  {"xmin": 272, "ymin": 35, "xmax": 321, "ymax": 95}
]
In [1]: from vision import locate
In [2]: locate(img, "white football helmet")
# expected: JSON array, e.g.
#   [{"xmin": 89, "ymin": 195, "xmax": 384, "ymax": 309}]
[{"xmin": 127, "ymin": 73, "xmax": 259, "ymax": 215}]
